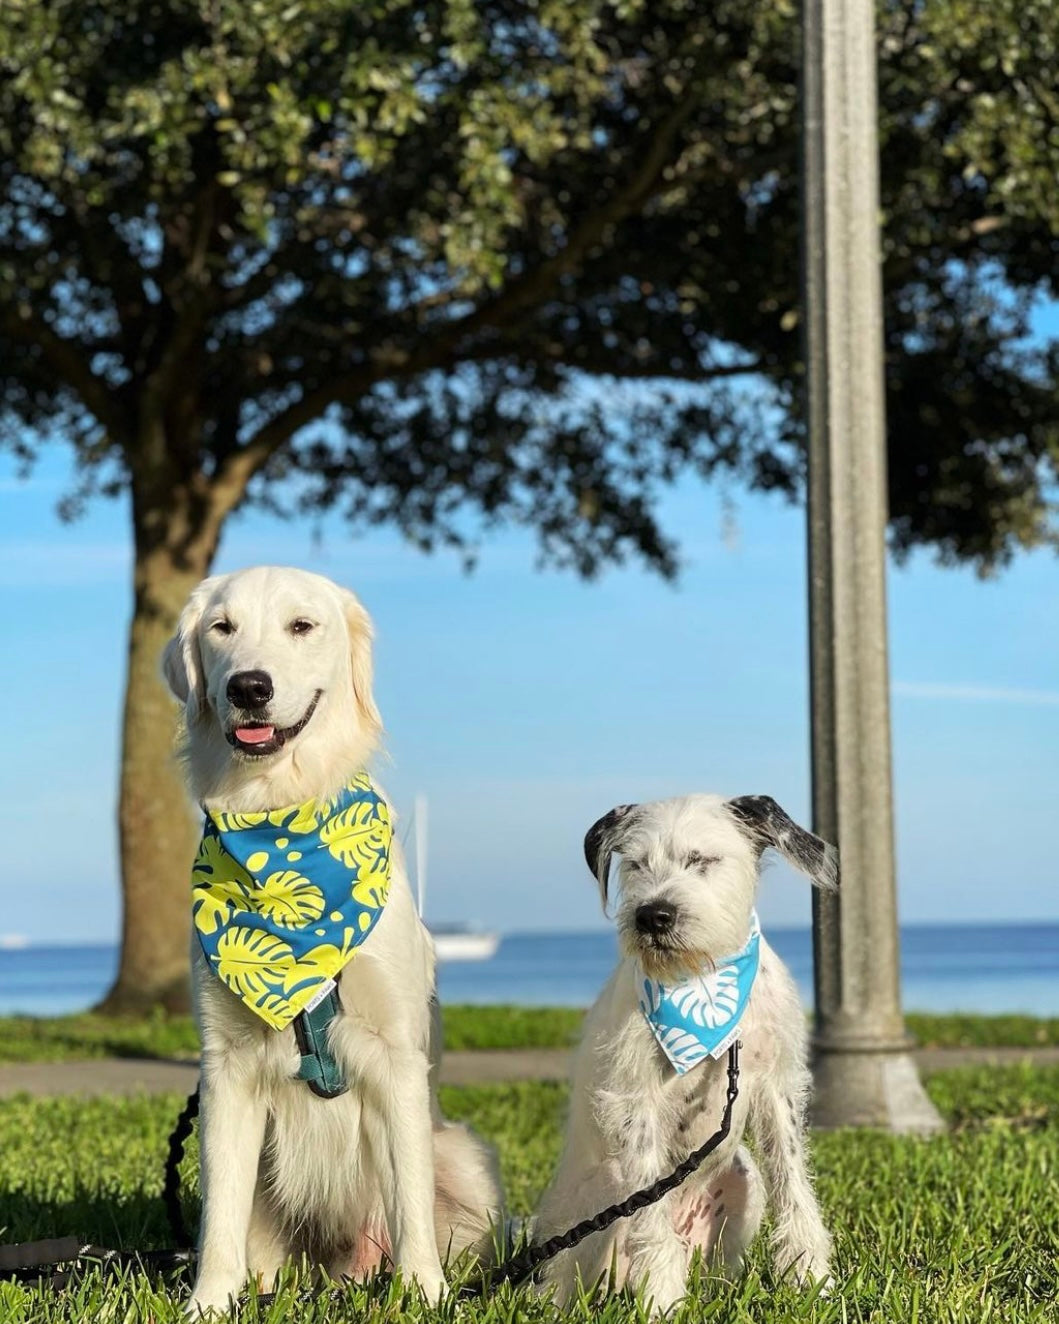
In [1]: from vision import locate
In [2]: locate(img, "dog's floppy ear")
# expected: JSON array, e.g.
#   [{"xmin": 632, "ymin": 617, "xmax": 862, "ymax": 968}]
[
  {"xmin": 727, "ymin": 795, "xmax": 839, "ymax": 890},
  {"xmin": 337, "ymin": 586, "xmax": 383, "ymax": 745},
  {"xmin": 161, "ymin": 578, "xmax": 219, "ymax": 718},
  {"xmin": 584, "ymin": 803, "xmax": 639, "ymax": 908}
]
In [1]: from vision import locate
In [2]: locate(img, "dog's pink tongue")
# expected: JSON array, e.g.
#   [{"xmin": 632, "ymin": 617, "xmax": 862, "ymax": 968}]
[{"xmin": 236, "ymin": 725, "xmax": 275, "ymax": 744}]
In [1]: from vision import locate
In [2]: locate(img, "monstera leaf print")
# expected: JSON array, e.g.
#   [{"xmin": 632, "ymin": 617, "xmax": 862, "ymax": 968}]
[
  {"xmin": 255, "ymin": 871, "xmax": 326, "ymax": 928},
  {"xmin": 281, "ymin": 791, "xmax": 343, "ymax": 834},
  {"xmin": 251, "ymin": 991, "xmax": 296, "ymax": 1029},
  {"xmin": 655, "ymin": 1025, "xmax": 710, "ymax": 1073},
  {"xmin": 267, "ymin": 781, "xmax": 360, "ymax": 834},
  {"xmin": 320, "ymin": 799, "xmax": 389, "ymax": 870},
  {"xmin": 671, "ymin": 963, "xmax": 741, "ymax": 1029},
  {"xmin": 192, "ymin": 832, "xmax": 254, "ymax": 935},
  {"xmin": 210, "ymin": 809, "xmax": 267, "ymax": 833},
  {"xmin": 281, "ymin": 932, "xmax": 359, "ymax": 996},
  {"xmin": 641, "ymin": 978, "xmax": 664, "ymax": 1016},
  {"xmin": 213, "ymin": 927, "xmax": 294, "ymax": 999},
  {"xmin": 352, "ymin": 874, "xmax": 390, "ymax": 910},
  {"xmin": 196, "ymin": 777, "xmax": 395, "ymax": 1029}
]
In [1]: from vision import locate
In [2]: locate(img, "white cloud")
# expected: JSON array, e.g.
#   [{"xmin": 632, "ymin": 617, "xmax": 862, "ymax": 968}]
[{"xmin": 893, "ymin": 680, "xmax": 1059, "ymax": 707}]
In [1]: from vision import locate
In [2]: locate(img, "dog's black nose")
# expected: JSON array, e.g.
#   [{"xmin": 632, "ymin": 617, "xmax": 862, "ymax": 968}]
[
  {"xmin": 226, "ymin": 670, "xmax": 273, "ymax": 710},
  {"xmin": 635, "ymin": 902, "xmax": 677, "ymax": 936}
]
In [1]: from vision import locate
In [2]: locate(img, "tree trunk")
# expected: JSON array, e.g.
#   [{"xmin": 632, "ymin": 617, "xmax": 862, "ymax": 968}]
[{"xmin": 98, "ymin": 482, "xmax": 228, "ymax": 1013}]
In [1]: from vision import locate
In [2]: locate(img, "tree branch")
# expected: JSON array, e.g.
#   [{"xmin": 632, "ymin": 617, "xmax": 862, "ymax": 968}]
[
  {"xmin": 213, "ymin": 362, "xmax": 383, "ymax": 502},
  {"xmin": 148, "ymin": 182, "xmax": 222, "ymax": 408},
  {"xmin": 66, "ymin": 204, "xmax": 151, "ymax": 357},
  {"xmin": 218, "ymin": 61, "xmax": 711, "ymax": 497},
  {"xmin": 425, "ymin": 91, "xmax": 704, "ymax": 345},
  {"xmin": 3, "ymin": 304, "xmax": 125, "ymax": 439}
]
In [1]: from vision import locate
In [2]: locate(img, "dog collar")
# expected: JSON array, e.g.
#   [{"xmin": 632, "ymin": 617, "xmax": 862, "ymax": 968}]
[
  {"xmin": 638, "ymin": 912, "xmax": 760, "ymax": 1075},
  {"xmin": 191, "ymin": 772, "xmax": 391, "ymax": 1031}
]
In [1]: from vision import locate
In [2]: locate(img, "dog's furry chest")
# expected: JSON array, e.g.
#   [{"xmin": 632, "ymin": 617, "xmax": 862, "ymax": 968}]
[
  {"xmin": 262, "ymin": 1081, "xmax": 379, "ymax": 1244},
  {"xmin": 590, "ymin": 1007, "xmax": 742, "ymax": 1162},
  {"xmin": 195, "ymin": 975, "xmax": 414, "ymax": 1249}
]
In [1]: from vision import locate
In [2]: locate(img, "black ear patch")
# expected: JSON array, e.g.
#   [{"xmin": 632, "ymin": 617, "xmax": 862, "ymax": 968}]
[
  {"xmin": 727, "ymin": 795, "xmax": 839, "ymax": 889},
  {"xmin": 583, "ymin": 803, "xmax": 639, "ymax": 905}
]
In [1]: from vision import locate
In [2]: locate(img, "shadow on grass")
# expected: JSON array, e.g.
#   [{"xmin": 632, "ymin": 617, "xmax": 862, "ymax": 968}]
[{"xmin": 0, "ymin": 1188, "xmax": 199, "ymax": 1257}]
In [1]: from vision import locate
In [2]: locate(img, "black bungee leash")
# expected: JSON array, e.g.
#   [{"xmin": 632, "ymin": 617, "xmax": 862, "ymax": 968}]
[
  {"xmin": 0, "ymin": 1239, "xmax": 194, "ymax": 1291},
  {"xmin": 1, "ymin": 1043, "xmax": 740, "ymax": 1299},
  {"xmin": 480, "ymin": 1040, "xmax": 741, "ymax": 1292}
]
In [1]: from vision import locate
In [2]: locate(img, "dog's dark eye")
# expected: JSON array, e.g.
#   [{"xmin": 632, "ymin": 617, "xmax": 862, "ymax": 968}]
[
  {"xmin": 686, "ymin": 852, "xmax": 719, "ymax": 870},
  {"xmin": 209, "ymin": 619, "xmax": 235, "ymax": 636},
  {"xmin": 289, "ymin": 618, "xmax": 315, "ymax": 636}
]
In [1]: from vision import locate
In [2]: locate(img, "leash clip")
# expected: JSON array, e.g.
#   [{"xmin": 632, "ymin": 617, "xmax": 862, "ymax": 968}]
[{"xmin": 725, "ymin": 1039, "xmax": 742, "ymax": 1107}]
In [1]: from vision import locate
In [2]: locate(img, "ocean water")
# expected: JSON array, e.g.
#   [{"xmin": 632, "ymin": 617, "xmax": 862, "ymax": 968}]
[{"xmin": 0, "ymin": 923, "xmax": 1056, "ymax": 1017}]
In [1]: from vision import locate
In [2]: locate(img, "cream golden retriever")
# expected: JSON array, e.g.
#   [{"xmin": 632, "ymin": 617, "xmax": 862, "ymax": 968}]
[{"xmin": 162, "ymin": 565, "xmax": 502, "ymax": 1315}]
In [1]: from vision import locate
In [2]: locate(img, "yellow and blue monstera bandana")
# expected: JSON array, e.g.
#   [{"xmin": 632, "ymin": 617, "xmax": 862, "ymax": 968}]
[{"xmin": 192, "ymin": 772, "xmax": 391, "ymax": 1030}]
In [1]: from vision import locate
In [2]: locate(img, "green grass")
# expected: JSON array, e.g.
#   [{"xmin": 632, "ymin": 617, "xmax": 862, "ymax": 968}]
[
  {"xmin": 441, "ymin": 1005, "xmax": 586, "ymax": 1051},
  {"xmin": 0, "ymin": 1011, "xmax": 202, "ymax": 1063},
  {"xmin": 1, "ymin": 1066, "xmax": 1058, "ymax": 1321},
  {"xmin": 0, "ymin": 1005, "xmax": 586, "ymax": 1063},
  {"xmin": 1, "ymin": 1007, "xmax": 1057, "ymax": 1063},
  {"xmin": 906, "ymin": 1012, "xmax": 1059, "ymax": 1049}
]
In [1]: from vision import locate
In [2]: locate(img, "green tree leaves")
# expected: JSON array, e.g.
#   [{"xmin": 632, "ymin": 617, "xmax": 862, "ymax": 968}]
[{"xmin": 0, "ymin": 0, "xmax": 1056, "ymax": 573}]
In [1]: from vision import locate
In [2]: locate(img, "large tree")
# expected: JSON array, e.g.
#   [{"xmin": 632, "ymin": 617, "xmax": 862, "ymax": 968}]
[{"xmin": 2, "ymin": 0, "xmax": 1056, "ymax": 1011}]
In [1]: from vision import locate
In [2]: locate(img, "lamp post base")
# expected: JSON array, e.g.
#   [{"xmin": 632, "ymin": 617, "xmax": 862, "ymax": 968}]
[{"xmin": 810, "ymin": 1046, "xmax": 945, "ymax": 1133}]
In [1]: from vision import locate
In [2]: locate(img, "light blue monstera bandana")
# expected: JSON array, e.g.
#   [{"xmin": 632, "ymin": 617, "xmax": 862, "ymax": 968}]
[
  {"xmin": 638, "ymin": 912, "xmax": 760, "ymax": 1075},
  {"xmin": 191, "ymin": 772, "xmax": 391, "ymax": 1030}
]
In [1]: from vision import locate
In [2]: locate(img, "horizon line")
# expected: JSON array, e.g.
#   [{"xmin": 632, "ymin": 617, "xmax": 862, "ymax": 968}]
[{"xmin": 4, "ymin": 915, "xmax": 1057, "ymax": 948}]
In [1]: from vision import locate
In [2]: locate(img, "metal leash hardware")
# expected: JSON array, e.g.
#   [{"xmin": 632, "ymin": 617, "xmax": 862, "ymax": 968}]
[{"xmin": 471, "ymin": 1039, "xmax": 742, "ymax": 1294}]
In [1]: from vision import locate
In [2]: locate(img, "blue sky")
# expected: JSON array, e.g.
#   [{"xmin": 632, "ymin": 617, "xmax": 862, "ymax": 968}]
[{"xmin": 2, "ymin": 435, "xmax": 1056, "ymax": 944}]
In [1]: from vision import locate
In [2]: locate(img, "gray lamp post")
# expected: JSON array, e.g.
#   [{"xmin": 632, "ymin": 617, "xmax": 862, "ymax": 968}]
[{"xmin": 801, "ymin": 0, "xmax": 943, "ymax": 1131}]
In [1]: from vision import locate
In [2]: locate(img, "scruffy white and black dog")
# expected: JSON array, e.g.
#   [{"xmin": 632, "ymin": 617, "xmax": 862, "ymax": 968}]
[
  {"xmin": 534, "ymin": 794, "xmax": 836, "ymax": 1313},
  {"xmin": 162, "ymin": 566, "xmax": 502, "ymax": 1316}
]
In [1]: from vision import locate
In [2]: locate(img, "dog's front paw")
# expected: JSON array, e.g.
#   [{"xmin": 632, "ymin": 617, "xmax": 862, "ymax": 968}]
[
  {"xmin": 644, "ymin": 1277, "xmax": 686, "ymax": 1318},
  {"xmin": 779, "ymin": 1247, "xmax": 832, "ymax": 1292},
  {"xmin": 415, "ymin": 1271, "xmax": 448, "ymax": 1305},
  {"xmin": 185, "ymin": 1279, "xmax": 242, "ymax": 1319},
  {"xmin": 631, "ymin": 1250, "xmax": 687, "ymax": 1317}
]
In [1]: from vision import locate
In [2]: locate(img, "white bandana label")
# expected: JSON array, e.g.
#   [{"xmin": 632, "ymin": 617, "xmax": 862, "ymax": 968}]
[
  {"xmin": 638, "ymin": 912, "xmax": 760, "ymax": 1075},
  {"xmin": 300, "ymin": 978, "xmax": 338, "ymax": 1015}
]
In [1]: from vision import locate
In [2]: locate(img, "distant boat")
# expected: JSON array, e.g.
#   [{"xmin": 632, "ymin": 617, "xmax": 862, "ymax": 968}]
[
  {"xmin": 413, "ymin": 795, "xmax": 500, "ymax": 963},
  {"xmin": 429, "ymin": 924, "xmax": 501, "ymax": 962}
]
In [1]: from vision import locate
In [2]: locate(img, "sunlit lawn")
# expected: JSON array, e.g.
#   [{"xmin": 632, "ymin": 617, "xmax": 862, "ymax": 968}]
[{"xmin": 1, "ymin": 1064, "xmax": 1057, "ymax": 1322}]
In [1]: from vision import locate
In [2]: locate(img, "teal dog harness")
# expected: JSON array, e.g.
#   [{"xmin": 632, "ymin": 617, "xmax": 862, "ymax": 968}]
[{"xmin": 293, "ymin": 984, "xmax": 349, "ymax": 1099}]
